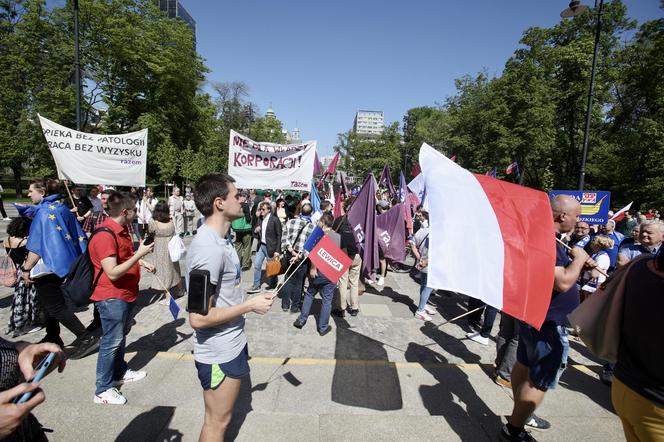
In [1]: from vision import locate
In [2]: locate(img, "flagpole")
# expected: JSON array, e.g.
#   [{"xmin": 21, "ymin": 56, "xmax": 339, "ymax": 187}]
[
  {"xmin": 269, "ymin": 254, "xmax": 308, "ymax": 300},
  {"xmin": 431, "ymin": 306, "xmax": 484, "ymax": 329},
  {"xmin": 62, "ymin": 180, "xmax": 79, "ymax": 215},
  {"xmin": 555, "ymin": 237, "xmax": 608, "ymax": 278}
]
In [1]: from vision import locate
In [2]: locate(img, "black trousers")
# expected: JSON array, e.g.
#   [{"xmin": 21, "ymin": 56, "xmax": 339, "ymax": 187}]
[
  {"xmin": 33, "ymin": 274, "xmax": 86, "ymax": 342},
  {"xmin": 0, "ymin": 195, "xmax": 7, "ymax": 218}
]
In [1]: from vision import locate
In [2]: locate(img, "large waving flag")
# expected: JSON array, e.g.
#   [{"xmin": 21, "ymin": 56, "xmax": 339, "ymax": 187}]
[
  {"xmin": 506, "ymin": 161, "xmax": 519, "ymax": 176},
  {"xmin": 303, "ymin": 226, "xmax": 352, "ymax": 284},
  {"xmin": 376, "ymin": 203, "xmax": 406, "ymax": 263},
  {"xmin": 346, "ymin": 172, "xmax": 379, "ymax": 275},
  {"xmin": 320, "ymin": 152, "xmax": 340, "ymax": 184},
  {"xmin": 420, "ymin": 143, "xmax": 555, "ymax": 329}
]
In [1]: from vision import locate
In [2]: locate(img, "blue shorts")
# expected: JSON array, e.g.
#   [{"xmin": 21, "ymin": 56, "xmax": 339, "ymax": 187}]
[
  {"xmin": 195, "ymin": 345, "xmax": 250, "ymax": 391},
  {"xmin": 516, "ymin": 321, "xmax": 569, "ymax": 390}
]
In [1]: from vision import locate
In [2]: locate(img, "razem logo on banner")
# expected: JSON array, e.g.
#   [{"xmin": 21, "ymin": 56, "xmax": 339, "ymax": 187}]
[
  {"xmin": 38, "ymin": 114, "xmax": 148, "ymax": 186},
  {"xmin": 228, "ymin": 130, "xmax": 316, "ymax": 190}
]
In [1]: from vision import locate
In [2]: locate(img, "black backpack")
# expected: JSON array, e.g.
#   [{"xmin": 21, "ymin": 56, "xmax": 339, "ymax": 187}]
[{"xmin": 62, "ymin": 227, "xmax": 118, "ymax": 307}]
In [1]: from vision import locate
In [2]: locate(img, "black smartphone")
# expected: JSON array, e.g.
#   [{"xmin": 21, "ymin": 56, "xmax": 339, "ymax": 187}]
[
  {"xmin": 188, "ymin": 269, "xmax": 212, "ymax": 315},
  {"xmin": 143, "ymin": 231, "xmax": 155, "ymax": 246}
]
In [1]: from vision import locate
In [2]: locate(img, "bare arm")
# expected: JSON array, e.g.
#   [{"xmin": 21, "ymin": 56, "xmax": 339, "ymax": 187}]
[
  {"xmin": 553, "ymin": 247, "xmax": 588, "ymax": 292},
  {"xmin": 99, "ymin": 241, "xmax": 153, "ymax": 282},
  {"xmin": 189, "ymin": 294, "xmax": 273, "ymax": 329}
]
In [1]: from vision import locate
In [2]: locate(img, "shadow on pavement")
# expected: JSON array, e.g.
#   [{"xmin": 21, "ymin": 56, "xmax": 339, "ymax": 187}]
[
  {"xmin": 125, "ymin": 318, "xmax": 191, "ymax": 371},
  {"xmin": 226, "ymin": 374, "xmax": 254, "ymax": 442},
  {"xmin": 115, "ymin": 406, "xmax": 182, "ymax": 441},
  {"xmin": 330, "ymin": 316, "xmax": 403, "ymax": 410},
  {"xmin": 405, "ymin": 340, "xmax": 500, "ymax": 440},
  {"xmin": 559, "ymin": 357, "xmax": 615, "ymax": 414},
  {"xmin": 379, "ymin": 286, "xmax": 418, "ymax": 313}
]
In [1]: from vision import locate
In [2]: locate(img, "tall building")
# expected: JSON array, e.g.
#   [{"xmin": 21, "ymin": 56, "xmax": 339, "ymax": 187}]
[
  {"xmin": 353, "ymin": 110, "xmax": 384, "ymax": 136},
  {"xmin": 158, "ymin": 0, "xmax": 196, "ymax": 49}
]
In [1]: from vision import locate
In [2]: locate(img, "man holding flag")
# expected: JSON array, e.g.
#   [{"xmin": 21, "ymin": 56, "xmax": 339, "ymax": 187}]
[{"xmin": 293, "ymin": 213, "xmax": 350, "ymax": 336}]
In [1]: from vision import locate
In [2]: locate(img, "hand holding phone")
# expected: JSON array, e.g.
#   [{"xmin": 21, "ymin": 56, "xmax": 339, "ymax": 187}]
[
  {"xmin": 14, "ymin": 353, "xmax": 56, "ymax": 404},
  {"xmin": 143, "ymin": 231, "xmax": 155, "ymax": 246}
]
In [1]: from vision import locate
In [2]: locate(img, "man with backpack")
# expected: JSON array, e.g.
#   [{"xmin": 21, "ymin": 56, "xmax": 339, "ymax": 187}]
[
  {"xmin": 87, "ymin": 191, "xmax": 155, "ymax": 405},
  {"xmin": 232, "ymin": 190, "xmax": 253, "ymax": 271}
]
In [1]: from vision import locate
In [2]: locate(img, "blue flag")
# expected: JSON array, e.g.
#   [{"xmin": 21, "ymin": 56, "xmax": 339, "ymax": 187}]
[
  {"xmin": 486, "ymin": 167, "xmax": 497, "ymax": 178},
  {"xmin": 25, "ymin": 194, "xmax": 87, "ymax": 278},
  {"xmin": 303, "ymin": 225, "xmax": 325, "ymax": 252},
  {"xmin": 169, "ymin": 297, "xmax": 180, "ymax": 320},
  {"xmin": 310, "ymin": 181, "xmax": 321, "ymax": 213}
]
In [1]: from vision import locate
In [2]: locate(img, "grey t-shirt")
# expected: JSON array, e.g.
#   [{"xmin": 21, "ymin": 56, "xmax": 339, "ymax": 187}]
[
  {"xmin": 186, "ymin": 224, "xmax": 246, "ymax": 364},
  {"xmin": 413, "ymin": 227, "xmax": 429, "ymax": 273}
]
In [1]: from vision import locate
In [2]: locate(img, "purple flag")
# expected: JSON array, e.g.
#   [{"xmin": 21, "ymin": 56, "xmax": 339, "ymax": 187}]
[
  {"xmin": 347, "ymin": 172, "xmax": 379, "ymax": 275},
  {"xmin": 314, "ymin": 151, "xmax": 322, "ymax": 175},
  {"xmin": 376, "ymin": 203, "xmax": 406, "ymax": 263},
  {"xmin": 378, "ymin": 163, "xmax": 396, "ymax": 197},
  {"xmin": 398, "ymin": 171, "xmax": 407, "ymax": 203}
]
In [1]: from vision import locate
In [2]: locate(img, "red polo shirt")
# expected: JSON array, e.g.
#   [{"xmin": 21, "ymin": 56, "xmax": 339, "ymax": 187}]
[{"xmin": 89, "ymin": 218, "xmax": 140, "ymax": 302}]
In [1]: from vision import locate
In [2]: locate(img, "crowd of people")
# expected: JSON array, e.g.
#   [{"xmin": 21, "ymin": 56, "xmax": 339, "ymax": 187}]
[{"xmin": 0, "ymin": 175, "xmax": 662, "ymax": 441}]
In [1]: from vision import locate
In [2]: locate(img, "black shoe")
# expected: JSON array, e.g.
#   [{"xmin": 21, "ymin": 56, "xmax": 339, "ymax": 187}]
[
  {"xmin": 247, "ymin": 286, "xmax": 262, "ymax": 294},
  {"xmin": 318, "ymin": 326, "xmax": 332, "ymax": 336},
  {"xmin": 331, "ymin": 309, "xmax": 345, "ymax": 318},
  {"xmin": 525, "ymin": 415, "xmax": 551, "ymax": 432},
  {"xmin": 69, "ymin": 334, "xmax": 100, "ymax": 360},
  {"xmin": 290, "ymin": 307, "xmax": 301, "ymax": 314},
  {"xmin": 348, "ymin": 308, "xmax": 359, "ymax": 317},
  {"xmin": 293, "ymin": 319, "xmax": 306, "ymax": 329},
  {"xmin": 499, "ymin": 424, "xmax": 536, "ymax": 441},
  {"xmin": 282, "ymin": 307, "xmax": 289, "ymax": 312}
]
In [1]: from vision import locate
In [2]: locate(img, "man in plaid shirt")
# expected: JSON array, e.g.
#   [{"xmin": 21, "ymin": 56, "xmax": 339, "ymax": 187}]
[{"xmin": 279, "ymin": 203, "xmax": 314, "ymax": 312}]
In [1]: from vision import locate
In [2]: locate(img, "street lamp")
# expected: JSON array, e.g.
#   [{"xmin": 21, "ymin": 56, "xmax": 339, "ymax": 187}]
[
  {"xmin": 73, "ymin": 0, "xmax": 82, "ymax": 131},
  {"xmin": 561, "ymin": 0, "xmax": 604, "ymax": 191}
]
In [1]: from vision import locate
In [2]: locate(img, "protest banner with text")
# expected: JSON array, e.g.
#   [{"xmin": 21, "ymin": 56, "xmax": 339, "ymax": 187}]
[
  {"xmin": 38, "ymin": 114, "xmax": 148, "ymax": 186},
  {"xmin": 228, "ymin": 130, "xmax": 316, "ymax": 190}
]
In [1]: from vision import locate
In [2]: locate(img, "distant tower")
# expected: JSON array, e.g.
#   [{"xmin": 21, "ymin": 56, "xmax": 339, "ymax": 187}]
[
  {"xmin": 265, "ymin": 103, "xmax": 276, "ymax": 120},
  {"xmin": 290, "ymin": 127, "xmax": 301, "ymax": 143}
]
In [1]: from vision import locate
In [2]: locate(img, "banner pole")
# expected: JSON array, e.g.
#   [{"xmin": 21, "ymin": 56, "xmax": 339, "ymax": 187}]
[{"xmin": 63, "ymin": 180, "xmax": 79, "ymax": 215}]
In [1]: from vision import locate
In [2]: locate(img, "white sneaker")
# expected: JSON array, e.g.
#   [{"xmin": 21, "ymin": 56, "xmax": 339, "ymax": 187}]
[
  {"xmin": 424, "ymin": 305, "xmax": 437, "ymax": 315},
  {"xmin": 414, "ymin": 310, "xmax": 432, "ymax": 321},
  {"xmin": 466, "ymin": 331, "xmax": 489, "ymax": 345},
  {"xmin": 114, "ymin": 369, "xmax": 147, "ymax": 386},
  {"xmin": 94, "ymin": 387, "xmax": 127, "ymax": 405},
  {"xmin": 364, "ymin": 278, "xmax": 375, "ymax": 285},
  {"xmin": 376, "ymin": 276, "xmax": 385, "ymax": 286},
  {"xmin": 2, "ymin": 218, "xmax": 10, "ymax": 221}
]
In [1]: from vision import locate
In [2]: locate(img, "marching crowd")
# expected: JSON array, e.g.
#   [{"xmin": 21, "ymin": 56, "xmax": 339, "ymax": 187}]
[{"xmin": 0, "ymin": 175, "xmax": 662, "ymax": 441}]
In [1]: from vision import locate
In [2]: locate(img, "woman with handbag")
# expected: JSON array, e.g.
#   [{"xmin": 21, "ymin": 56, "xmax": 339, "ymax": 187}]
[
  {"xmin": 2, "ymin": 218, "xmax": 42, "ymax": 337},
  {"xmin": 148, "ymin": 203, "xmax": 183, "ymax": 306}
]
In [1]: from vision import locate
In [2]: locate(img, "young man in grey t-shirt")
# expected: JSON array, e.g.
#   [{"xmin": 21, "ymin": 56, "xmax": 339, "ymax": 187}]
[{"xmin": 187, "ymin": 173, "xmax": 273, "ymax": 441}]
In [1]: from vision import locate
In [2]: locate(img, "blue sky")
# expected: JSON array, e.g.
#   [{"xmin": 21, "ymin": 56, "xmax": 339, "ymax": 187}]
[{"xmin": 185, "ymin": 0, "xmax": 661, "ymax": 156}]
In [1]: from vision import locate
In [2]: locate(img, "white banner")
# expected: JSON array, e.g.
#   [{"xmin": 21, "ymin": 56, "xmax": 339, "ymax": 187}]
[
  {"xmin": 228, "ymin": 130, "xmax": 316, "ymax": 190},
  {"xmin": 38, "ymin": 114, "xmax": 148, "ymax": 186}
]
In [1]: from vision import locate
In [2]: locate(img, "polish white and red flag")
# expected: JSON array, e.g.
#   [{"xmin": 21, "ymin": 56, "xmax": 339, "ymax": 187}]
[
  {"xmin": 610, "ymin": 202, "xmax": 633, "ymax": 222},
  {"xmin": 420, "ymin": 143, "xmax": 556, "ymax": 328}
]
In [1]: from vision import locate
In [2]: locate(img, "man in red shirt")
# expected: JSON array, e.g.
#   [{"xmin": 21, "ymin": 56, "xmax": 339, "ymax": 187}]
[{"xmin": 88, "ymin": 191, "xmax": 155, "ymax": 405}]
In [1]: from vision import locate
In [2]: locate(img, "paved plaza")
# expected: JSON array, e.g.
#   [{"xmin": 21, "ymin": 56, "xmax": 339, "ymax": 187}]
[{"xmin": 0, "ymin": 211, "xmax": 624, "ymax": 441}]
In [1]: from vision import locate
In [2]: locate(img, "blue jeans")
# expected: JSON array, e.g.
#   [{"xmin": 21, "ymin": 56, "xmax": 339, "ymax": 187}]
[
  {"xmin": 281, "ymin": 261, "xmax": 307, "ymax": 311},
  {"xmin": 299, "ymin": 274, "xmax": 336, "ymax": 332},
  {"xmin": 95, "ymin": 299, "xmax": 134, "ymax": 395},
  {"xmin": 417, "ymin": 272, "xmax": 434, "ymax": 312},
  {"xmin": 252, "ymin": 244, "xmax": 276, "ymax": 288}
]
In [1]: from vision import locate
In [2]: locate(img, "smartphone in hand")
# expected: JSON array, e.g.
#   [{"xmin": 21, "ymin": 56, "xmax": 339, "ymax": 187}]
[
  {"xmin": 14, "ymin": 352, "xmax": 57, "ymax": 404},
  {"xmin": 143, "ymin": 231, "xmax": 155, "ymax": 246}
]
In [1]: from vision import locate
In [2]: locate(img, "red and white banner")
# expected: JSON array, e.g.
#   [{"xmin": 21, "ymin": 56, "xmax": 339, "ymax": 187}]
[
  {"xmin": 420, "ymin": 143, "xmax": 556, "ymax": 328},
  {"xmin": 610, "ymin": 202, "xmax": 633, "ymax": 222},
  {"xmin": 309, "ymin": 234, "xmax": 352, "ymax": 284},
  {"xmin": 228, "ymin": 130, "xmax": 317, "ymax": 190}
]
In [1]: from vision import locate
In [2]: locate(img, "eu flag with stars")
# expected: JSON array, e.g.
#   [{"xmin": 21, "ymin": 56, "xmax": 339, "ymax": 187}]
[{"xmin": 26, "ymin": 194, "xmax": 87, "ymax": 278}]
